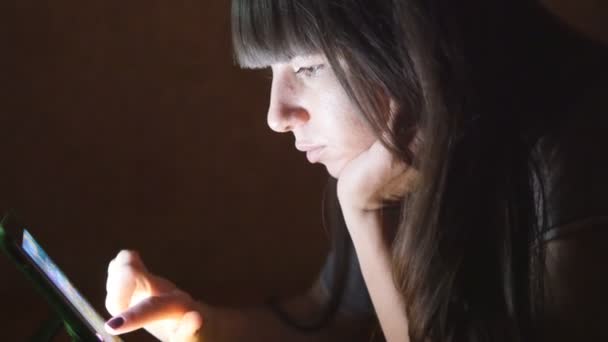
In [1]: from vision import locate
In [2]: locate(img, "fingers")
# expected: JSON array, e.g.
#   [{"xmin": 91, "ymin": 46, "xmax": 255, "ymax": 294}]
[
  {"xmin": 106, "ymin": 264, "xmax": 140, "ymax": 316},
  {"xmin": 104, "ymin": 290, "xmax": 202, "ymax": 335},
  {"xmin": 368, "ymin": 141, "xmax": 414, "ymax": 202},
  {"xmin": 114, "ymin": 249, "xmax": 148, "ymax": 272},
  {"xmin": 105, "ymin": 250, "xmax": 178, "ymax": 314},
  {"xmin": 106, "ymin": 250, "xmax": 148, "ymax": 316},
  {"xmin": 104, "ymin": 250, "xmax": 203, "ymax": 341}
]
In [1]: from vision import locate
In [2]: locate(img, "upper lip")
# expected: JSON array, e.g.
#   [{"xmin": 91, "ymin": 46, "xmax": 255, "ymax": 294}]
[{"xmin": 295, "ymin": 142, "xmax": 324, "ymax": 152}]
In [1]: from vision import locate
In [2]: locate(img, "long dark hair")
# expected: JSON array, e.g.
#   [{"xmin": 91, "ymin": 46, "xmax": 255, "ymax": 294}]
[{"xmin": 232, "ymin": 0, "xmax": 603, "ymax": 340}]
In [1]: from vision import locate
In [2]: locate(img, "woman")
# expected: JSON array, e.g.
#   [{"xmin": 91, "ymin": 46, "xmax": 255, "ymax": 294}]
[{"xmin": 104, "ymin": 0, "xmax": 608, "ymax": 341}]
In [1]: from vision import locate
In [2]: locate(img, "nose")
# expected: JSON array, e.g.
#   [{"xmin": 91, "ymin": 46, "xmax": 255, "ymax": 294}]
[{"xmin": 266, "ymin": 69, "xmax": 310, "ymax": 133}]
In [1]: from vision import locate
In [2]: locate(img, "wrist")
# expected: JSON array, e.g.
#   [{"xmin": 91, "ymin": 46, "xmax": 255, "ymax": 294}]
[
  {"xmin": 340, "ymin": 206, "xmax": 384, "ymax": 239},
  {"xmin": 341, "ymin": 203, "xmax": 401, "ymax": 246},
  {"xmin": 340, "ymin": 205, "xmax": 378, "ymax": 221},
  {"xmin": 195, "ymin": 301, "xmax": 220, "ymax": 341}
]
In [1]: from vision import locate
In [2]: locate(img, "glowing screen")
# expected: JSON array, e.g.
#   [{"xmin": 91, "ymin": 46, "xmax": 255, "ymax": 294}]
[{"xmin": 22, "ymin": 229, "xmax": 120, "ymax": 342}]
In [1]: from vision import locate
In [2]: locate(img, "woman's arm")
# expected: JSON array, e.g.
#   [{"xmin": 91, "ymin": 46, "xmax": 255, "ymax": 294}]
[
  {"xmin": 342, "ymin": 208, "xmax": 409, "ymax": 342},
  {"xmin": 540, "ymin": 220, "xmax": 608, "ymax": 341},
  {"xmin": 203, "ymin": 281, "xmax": 379, "ymax": 342},
  {"xmin": 104, "ymin": 250, "xmax": 378, "ymax": 342},
  {"xmin": 336, "ymin": 141, "xmax": 415, "ymax": 341}
]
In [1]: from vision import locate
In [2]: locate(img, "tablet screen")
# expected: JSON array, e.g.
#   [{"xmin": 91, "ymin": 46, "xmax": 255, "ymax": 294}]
[{"xmin": 22, "ymin": 229, "xmax": 120, "ymax": 342}]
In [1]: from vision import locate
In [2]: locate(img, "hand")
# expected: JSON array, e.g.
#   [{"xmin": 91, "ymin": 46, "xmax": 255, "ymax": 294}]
[
  {"xmin": 337, "ymin": 140, "xmax": 416, "ymax": 214},
  {"xmin": 105, "ymin": 250, "xmax": 204, "ymax": 342}
]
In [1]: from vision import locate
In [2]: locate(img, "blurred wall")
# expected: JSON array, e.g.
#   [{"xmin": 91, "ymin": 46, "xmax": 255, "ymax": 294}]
[
  {"xmin": 543, "ymin": 0, "xmax": 608, "ymax": 43},
  {"xmin": 0, "ymin": 1, "xmax": 327, "ymax": 340},
  {"xmin": 0, "ymin": 1, "xmax": 606, "ymax": 341}
]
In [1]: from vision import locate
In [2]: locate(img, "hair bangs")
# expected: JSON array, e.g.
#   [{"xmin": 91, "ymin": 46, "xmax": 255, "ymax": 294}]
[{"xmin": 232, "ymin": 0, "xmax": 323, "ymax": 68}]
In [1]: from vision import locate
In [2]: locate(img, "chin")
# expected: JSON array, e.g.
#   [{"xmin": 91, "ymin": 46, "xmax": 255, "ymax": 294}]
[
  {"xmin": 324, "ymin": 161, "xmax": 344, "ymax": 179},
  {"xmin": 326, "ymin": 167, "xmax": 339, "ymax": 179}
]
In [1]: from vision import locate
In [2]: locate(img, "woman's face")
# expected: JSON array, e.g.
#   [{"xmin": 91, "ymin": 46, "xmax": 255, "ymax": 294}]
[{"xmin": 266, "ymin": 54, "xmax": 376, "ymax": 178}]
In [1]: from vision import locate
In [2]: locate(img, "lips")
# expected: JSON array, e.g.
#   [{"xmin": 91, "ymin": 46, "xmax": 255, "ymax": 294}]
[{"xmin": 295, "ymin": 142, "xmax": 325, "ymax": 163}]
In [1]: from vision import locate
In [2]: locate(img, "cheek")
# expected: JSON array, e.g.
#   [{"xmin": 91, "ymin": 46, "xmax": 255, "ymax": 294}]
[
  {"xmin": 325, "ymin": 127, "xmax": 374, "ymax": 178},
  {"xmin": 321, "ymin": 92, "xmax": 374, "ymax": 146},
  {"xmin": 313, "ymin": 78, "xmax": 376, "ymax": 169},
  {"xmin": 338, "ymin": 112, "xmax": 376, "ymax": 153},
  {"xmin": 324, "ymin": 109, "xmax": 375, "ymax": 177}
]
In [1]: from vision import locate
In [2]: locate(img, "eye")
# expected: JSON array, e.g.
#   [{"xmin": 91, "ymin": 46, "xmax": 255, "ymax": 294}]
[{"xmin": 295, "ymin": 64, "xmax": 325, "ymax": 78}]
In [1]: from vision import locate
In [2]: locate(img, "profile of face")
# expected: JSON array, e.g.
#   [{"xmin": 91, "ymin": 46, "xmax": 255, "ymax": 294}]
[{"xmin": 266, "ymin": 54, "xmax": 376, "ymax": 178}]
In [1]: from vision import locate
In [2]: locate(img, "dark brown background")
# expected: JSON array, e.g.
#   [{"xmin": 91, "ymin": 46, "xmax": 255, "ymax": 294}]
[
  {"xmin": 0, "ymin": 1, "xmax": 327, "ymax": 340},
  {"xmin": 0, "ymin": 1, "xmax": 606, "ymax": 341}
]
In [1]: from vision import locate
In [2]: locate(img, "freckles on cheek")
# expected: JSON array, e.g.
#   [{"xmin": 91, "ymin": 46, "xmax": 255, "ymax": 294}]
[{"xmin": 348, "ymin": 124, "xmax": 376, "ymax": 152}]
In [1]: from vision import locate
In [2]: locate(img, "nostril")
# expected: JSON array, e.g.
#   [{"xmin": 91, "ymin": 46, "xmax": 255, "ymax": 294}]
[{"xmin": 267, "ymin": 103, "xmax": 308, "ymax": 133}]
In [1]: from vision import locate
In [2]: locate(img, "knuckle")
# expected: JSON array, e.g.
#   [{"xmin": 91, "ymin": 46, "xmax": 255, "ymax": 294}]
[
  {"xmin": 144, "ymin": 295, "xmax": 165, "ymax": 309},
  {"xmin": 119, "ymin": 265, "xmax": 139, "ymax": 279},
  {"xmin": 116, "ymin": 249, "xmax": 140, "ymax": 264},
  {"xmin": 106, "ymin": 267, "xmax": 141, "ymax": 296},
  {"xmin": 108, "ymin": 264, "xmax": 138, "ymax": 286},
  {"xmin": 146, "ymin": 292, "xmax": 191, "ymax": 313},
  {"xmin": 168, "ymin": 288, "xmax": 194, "ymax": 304}
]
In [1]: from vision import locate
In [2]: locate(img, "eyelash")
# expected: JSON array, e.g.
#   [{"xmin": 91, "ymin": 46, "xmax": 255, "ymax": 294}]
[{"xmin": 295, "ymin": 64, "xmax": 324, "ymax": 77}]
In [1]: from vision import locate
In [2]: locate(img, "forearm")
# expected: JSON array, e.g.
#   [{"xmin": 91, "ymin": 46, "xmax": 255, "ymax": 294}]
[
  {"xmin": 343, "ymin": 209, "xmax": 410, "ymax": 342},
  {"xmin": 203, "ymin": 304, "xmax": 319, "ymax": 341},
  {"xmin": 202, "ymin": 294, "xmax": 376, "ymax": 342}
]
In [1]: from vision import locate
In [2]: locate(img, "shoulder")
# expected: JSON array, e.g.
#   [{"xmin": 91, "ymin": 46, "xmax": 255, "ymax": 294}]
[
  {"xmin": 535, "ymin": 74, "xmax": 608, "ymax": 340},
  {"xmin": 540, "ymin": 217, "xmax": 608, "ymax": 341},
  {"xmin": 535, "ymin": 75, "xmax": 608, "ymax": 229}
]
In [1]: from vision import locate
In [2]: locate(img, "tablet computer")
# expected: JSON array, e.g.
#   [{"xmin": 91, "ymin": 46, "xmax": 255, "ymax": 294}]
[{"xmin": 0, "ymin": 214, "xmax": 122, "ymax": 341}]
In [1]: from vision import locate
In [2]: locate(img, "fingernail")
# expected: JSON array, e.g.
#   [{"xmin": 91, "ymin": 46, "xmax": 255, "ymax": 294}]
[{"xmin": 107, "ymin": 316, "xmax": 125, "ymax": 330}]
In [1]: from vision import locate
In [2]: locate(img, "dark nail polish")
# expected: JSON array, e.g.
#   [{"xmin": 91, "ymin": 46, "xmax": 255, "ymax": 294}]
[{"xmin": 107, "ymin": 316, "xmax": 125, "ymax": 329}]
